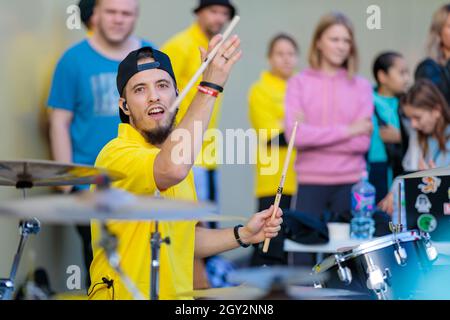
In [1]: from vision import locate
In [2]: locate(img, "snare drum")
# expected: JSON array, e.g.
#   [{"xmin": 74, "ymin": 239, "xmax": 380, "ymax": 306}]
[{"xmin": 313, "ymin": 230, "xmax": 438, "ymax": 300}]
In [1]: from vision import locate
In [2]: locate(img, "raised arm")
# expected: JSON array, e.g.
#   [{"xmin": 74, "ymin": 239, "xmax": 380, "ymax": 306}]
[{"xmin": 154, "ymin": 35, "xmax": 242, "ymax": 191}]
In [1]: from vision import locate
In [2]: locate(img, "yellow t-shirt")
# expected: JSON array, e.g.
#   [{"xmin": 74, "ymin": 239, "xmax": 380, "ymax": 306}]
[
  {"xmin": 161, "ymin": 23, "xmax": 222, "ymax": 170},
  {"xmin": 88, "ymin": 124, "xmax": 197, "ymax": 300},
  {"xmin": 248, "ymin": 71, "xmax": 297, "ymax": 198}
]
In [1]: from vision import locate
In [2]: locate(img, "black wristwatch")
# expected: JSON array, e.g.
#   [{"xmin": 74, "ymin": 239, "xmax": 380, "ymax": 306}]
[{"xmin": 234, "ymin": 224, "xmax": 250, "ymax": 248}]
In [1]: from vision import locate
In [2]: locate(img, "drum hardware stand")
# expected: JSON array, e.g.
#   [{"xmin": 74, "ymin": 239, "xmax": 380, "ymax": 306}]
[
  {"xmin": 99, "ymin": 224, "xmax": 146, "ymax": 300},
  {"xmin": 150, "ymin": 220, "xmax": 170, "ymax": 300},
  {"xmin": 389, "ymin": 182, "xmax": 407, "ymax": 266},
  {"xmin": 365, "ymin": 256, "xmax": 388, "ymax": 300},
  {"xmin": 148, "ymin": 190, "xmax": 171, "ymax": 301},
  {"xmin": 0, "ymin": 279, "xmax": 14, "ymax": 300},
  {"xmin": 93, "ymin": 175, "xmax": 146, "ymax": 300},
  {"xmin": 334, "ymin": 254, "xmax": 352, "ymax": 285},
  {"xmin": 0, "ymin": 168, "xmax": 41, "ymax": 300},
  {"xmin": 421, "ymin": 232, "xmax": 438, "ymax": 262},
  {"xmin": 0, "ymin": 218, "xmax": 40, "ymax": 301}
]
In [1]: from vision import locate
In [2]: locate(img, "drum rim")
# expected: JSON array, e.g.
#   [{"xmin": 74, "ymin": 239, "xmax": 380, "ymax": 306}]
[{"xmin": 314, "ymin": 230, "xmax": 424, "ymax": 273}]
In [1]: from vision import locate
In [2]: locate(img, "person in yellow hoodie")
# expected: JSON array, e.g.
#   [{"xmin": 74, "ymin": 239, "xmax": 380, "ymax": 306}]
[
  {"xmin": 161, "ymin": 0, "xmax": 236, "ymax": 205},
  {"xmin": 248, "ymin": 34, "xmax": 299, "ymax": 266},
  {"xmin": 88, "ymin": 37, "xmax": 283, "ymax": 300},
  {"xmin": 161, "ymin": 0, "xmax": 237, "ymax": 289}
]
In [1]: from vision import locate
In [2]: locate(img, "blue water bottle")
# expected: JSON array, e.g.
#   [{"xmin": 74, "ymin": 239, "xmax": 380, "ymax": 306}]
[{"xmin": 350, "ymin": 170, "xmax": 376, "ymax": 239}]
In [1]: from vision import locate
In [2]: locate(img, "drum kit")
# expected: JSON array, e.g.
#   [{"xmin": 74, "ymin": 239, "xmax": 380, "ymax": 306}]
[
  {"xmin": 0, "ymin": 159, "xmax": 242, "ymax": 301},
  {"xmin": 0, "ymin": 159, "xmax": 449, "ymax": 300},
  {"xmin": 311, "ymin": 169, "xmax": 450, "ymax": 300}
]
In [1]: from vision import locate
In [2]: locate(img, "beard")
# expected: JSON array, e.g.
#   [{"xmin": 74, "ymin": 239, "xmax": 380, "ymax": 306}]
[{"xmin": 140, "ymin": 109, "xmax": 178, "ymax": 146}]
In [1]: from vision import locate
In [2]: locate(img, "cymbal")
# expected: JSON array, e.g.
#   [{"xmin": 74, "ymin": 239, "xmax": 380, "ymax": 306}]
[
  {"xmin": 177, "ymin": 284, "xmax": 363, "ymax": 300},
  {"xmin": 226, "ymin": 266, "xmax": 327, "ymax": 289},
  {"xmin": 177, "ymin": 285, "xmax": 265, "ymax": 300},
  {"xmin": 287, "ymin": 285, "xmax": 367, "ymax": 300},
  {"xmin": 0, "ymin": 188, "xmax": 246, "ymax": 224},
  {"xmin": 400, "ymin": 166, "xmax": 450, "ymax": 179},
  {"xmin": 0, "ymin": 159, "xmax": 125, "ymax": 188}
]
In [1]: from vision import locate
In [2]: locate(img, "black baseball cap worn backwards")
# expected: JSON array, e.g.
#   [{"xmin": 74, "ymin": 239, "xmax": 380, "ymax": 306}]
[{"xmin": 116, "ymin": 47, "xmax": 177, "ymax": 123}]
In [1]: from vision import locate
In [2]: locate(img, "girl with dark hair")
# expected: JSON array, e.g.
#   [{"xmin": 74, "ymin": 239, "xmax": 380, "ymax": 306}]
[
  {"xmin": 379, "ymin": 79, "xmax": 450, "ymax": 214},
  {"xmin": 368, "ymin": 51, "xmax": 410, "ymax": 203},
  {"xmin": 401, "ymin": 79, "xmax": 450, "ymax": 167}
]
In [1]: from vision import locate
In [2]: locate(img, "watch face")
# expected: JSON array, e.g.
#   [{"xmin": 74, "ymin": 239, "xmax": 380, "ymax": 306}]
[{"xmin": 417, "ymin": 214, "xmax": 437, "ymax": 233}]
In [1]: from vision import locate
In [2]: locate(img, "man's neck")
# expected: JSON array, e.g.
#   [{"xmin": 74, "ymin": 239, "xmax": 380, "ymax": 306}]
[{"xmin": 89, "ymin": 33, "xmax": 139, "ymax": 61}]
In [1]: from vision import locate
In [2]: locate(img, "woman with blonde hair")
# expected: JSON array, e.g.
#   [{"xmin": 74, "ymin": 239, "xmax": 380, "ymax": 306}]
[
  {"xmin": 415, "ymin": 4, "xmax": 450, "ymax": 105},
  {"xmin": 285, "ymin": 12, "xmax": 373, "ymax": 232}
]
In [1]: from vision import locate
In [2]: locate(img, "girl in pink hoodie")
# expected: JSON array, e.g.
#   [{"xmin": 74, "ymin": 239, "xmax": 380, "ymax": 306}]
[{"xmin": 285, "ymin": 12, "xmax": 374, "ymax": 223}]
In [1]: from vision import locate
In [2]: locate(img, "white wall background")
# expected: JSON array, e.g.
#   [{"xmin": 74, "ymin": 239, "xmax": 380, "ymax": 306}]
[{"xmin": 0, "ymin": 0, "xmax": 447, "ymax": 293}]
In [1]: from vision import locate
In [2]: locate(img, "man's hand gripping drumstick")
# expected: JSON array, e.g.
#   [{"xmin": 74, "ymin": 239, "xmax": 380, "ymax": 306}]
[
  {"xmin": 169, "ymin": 16, "xmax": 241, "ymax": 110},
  {"xmin": 262, "ymin": 122, "xmax": 298, "ymax": 253}
]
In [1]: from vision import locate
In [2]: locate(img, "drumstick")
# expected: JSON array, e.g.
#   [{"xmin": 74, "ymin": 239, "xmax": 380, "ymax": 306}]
[
  {"xmin": 262, "ymin": 122, "xmax": 298, "ymax": 253},
  {"xmin": 169, "ymin": 16, "xmax": 241, "ymax": 110}
]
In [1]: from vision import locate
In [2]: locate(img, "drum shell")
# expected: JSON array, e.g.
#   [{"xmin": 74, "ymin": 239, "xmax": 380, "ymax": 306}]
[{"xmin": 314, "ymin": 233, "xmax": 434, "ymax": 300}]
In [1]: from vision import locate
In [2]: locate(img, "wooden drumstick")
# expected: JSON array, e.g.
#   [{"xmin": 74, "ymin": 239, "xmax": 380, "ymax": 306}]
[
  {"xmin": 262, "ymin": 122, "xmax": 298, "ymax": 253},
  {"xmin": 169, "ymin": 16, "xmax": 241, "ymax": 110}
]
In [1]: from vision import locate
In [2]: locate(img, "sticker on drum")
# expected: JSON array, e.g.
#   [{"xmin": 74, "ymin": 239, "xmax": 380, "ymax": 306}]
[
  {"xmin": 418, "ymin": 176, "xmax": 441, "ymax": 194},
  {"xmin": 444, "ymin": 203, "xmax": 450, "ymax": 215},
  {"xmin": 417, "ymin": 214, "xmax": 437, "ymax": 233},
  {"xmin": 415, "ymin": 194, "xmax": 432, "ymax": 213}
]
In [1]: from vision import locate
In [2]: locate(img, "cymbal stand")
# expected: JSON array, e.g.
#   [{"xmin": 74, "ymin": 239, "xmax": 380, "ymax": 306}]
[
  {"xmin": 99, "ymin": 224, "xmax": 146, "ymax": 300},
  {"xmin": 94, "ymin": 176, "xmax": 145, "ymax": 300},
  {"xmin": 1, "ymin": 171, "xmax": 41, "ymax": 300},
  {"xmin": 150, "ymin": 220, "xmax": 170, "ymax": 300},
  {"xmin": 389, "ymin": 182, "xmax": 407, "ymax": 266}
]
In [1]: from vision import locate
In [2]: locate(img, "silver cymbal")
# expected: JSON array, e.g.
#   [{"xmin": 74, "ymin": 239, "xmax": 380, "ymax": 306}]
[
  {"xmin": 287, "ymin": 285, "xmax": 366, "ymax": 300},
  {"xmin": 177, "ymin": 283, "xmax": 362, "ymax": 300},
  {"xmin": 178, "ymin": 285, "xmax": 300, "ymax": 300},
  {"xmin": 400, "ymin": 166, "xmax": 450, "ymax": 179},
  {"xmin": 176, "ymin": 285, "xmax": 266, "ymax": 300},
  {"xmin": 0, "ymin": 159, "xmax": 125, "ymax": 188},
  {"xmin": 227, "ymin": 266, "xmax": 327, "ymax": 289},
  {"xmin": 0, "ymin": 188, "xmax": 246, "ymax": 224}
]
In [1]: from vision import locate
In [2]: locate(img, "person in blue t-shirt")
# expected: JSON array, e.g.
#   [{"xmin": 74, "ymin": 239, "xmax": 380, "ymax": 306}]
[
  {"xmin": 47, "ymin": 0, "xmax": 155, "ymax": 289},
  {"xmin": 368, "ymin": 52, "xmax": 410, "ymax": 203}
]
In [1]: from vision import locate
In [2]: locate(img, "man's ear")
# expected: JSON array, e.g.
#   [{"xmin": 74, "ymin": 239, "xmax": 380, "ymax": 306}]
[{"xmin": 119, "ymin": 97, "xmax": 130, "ymax": 115}]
